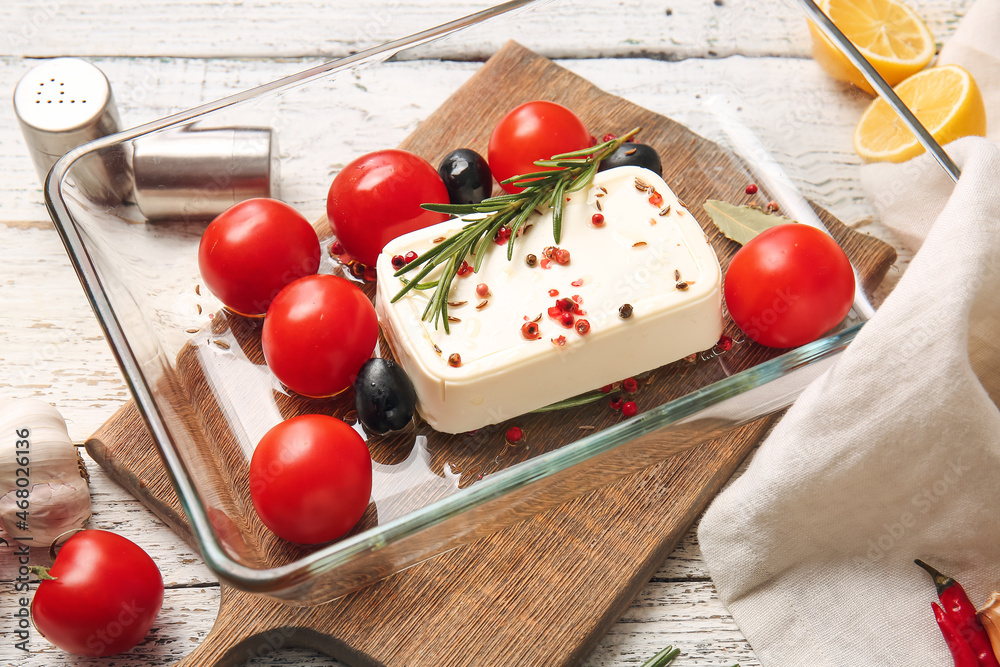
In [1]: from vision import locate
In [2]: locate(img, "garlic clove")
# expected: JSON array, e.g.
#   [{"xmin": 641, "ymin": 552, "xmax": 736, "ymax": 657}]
[
  {"xmin": 1, "ymin": 398, "xmax": 81, "ymax": 490},
  {"xmin": 0, "ymin": 398, "xmax": 92, "ymax": 546},
  {"xmin": 0, "ymin": 479, "xmax": 91, "ymax": 546},
  {"xmin": 979, "ymin": 592, "xmax": 1000, "ymax": 663}
]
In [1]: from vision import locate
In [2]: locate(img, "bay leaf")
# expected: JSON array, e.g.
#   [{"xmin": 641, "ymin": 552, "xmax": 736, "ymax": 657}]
[{"xmin": 702, "ymin": 199, "xmax": 793, "ymax": 245}]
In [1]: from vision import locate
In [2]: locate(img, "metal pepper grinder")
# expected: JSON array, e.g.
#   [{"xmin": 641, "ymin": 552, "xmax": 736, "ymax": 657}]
[{"xmin": 13, "ymin": 58, "xmax": 130, "ymax": 201}]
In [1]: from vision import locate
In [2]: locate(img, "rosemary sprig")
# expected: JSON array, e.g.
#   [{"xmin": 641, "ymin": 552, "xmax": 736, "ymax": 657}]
[
  {"xmin": 639, "ymin": 645, "xmax": 738, "ymax": 667},
  {"xmin": 390, "ymin": 128, "xmax": 641, "ymax": 332},
  {"xmin": 641, "ymin": 645, "xmax": 682, "ymax": 667}
]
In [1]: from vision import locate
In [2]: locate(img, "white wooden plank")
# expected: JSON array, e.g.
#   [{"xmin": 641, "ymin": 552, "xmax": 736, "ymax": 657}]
[
  {"xmin": 0, "ymin": 586, "xmax": 221, "ymax": 666},
  {"xmin": 1, "ymin": 54, "xmax": 889, "ymax": 227},
  {"xmin": 0, "ymin": 0, "xmax": 973, "ymax": 60},
  {"xmin": 0, "ymin": 223, "xmax": 131, "ymax": 438}
]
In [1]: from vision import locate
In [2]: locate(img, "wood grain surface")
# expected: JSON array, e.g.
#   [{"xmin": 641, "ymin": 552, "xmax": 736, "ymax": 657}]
[{"xmin": 85, "ymin": 43, "xmax": 896, "ymax": 666}]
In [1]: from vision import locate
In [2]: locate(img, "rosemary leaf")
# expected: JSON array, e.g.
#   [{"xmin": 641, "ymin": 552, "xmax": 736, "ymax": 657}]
[
  {"xmin": 551, "ymin": 143, "xmax": 614, "ymax": 159},
  {"xmin": 551, "ymin": 177, "xmax": 568, "ymax": 244},
  {"xmin": 398, "ymin": 277, "xmax": 440, "ymax": 290},
  {"xmin": 422, "ymin": 203, "xmax": 486, "ymax": 214},
  {"xmin": 391, "ymin": 259, "xmax": 442, "ymax": 302},
  {"xmin": 393, "ymin": 223, "xmax": 476, "ymax": 277},
  {"xmin": 473, "ymin": 213, "xmax": 514, "ymax": 272},
  {"xmin": 640, "ymin": 645, "xmax": 682, "ymax": 667},
  {"xmin": 504, "ymin": 170, "xmax": 563, "ymax": 186},
  {"xmin": 506, "ymin": 191, "xmax": 545, "ymax": 260},
  {"xmin": 568, "ymin": 163, "xmax": 599, "ymax": 192},
  {"xmin": 532, "ymin": 158, "xmax": 591, "ymax": 168}
]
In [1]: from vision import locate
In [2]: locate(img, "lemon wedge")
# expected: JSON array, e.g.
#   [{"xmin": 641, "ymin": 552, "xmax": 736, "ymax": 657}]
[
  {"xmin": 853, "ymin": 64, "xmax": 987, "ymax": 162},
  {"xmin": 809, "ymin": 0, "xmax": 935, "ymax": 95}
]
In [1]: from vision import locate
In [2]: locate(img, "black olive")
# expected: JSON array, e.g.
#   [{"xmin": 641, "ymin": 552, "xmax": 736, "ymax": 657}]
[
  {"xmin": 353, "ymin": 358, "xmax": 417, "ymax": 435},
  {"xmin": 438, "ymin": 149, "xmax": 492, "ymax": 205},
  {"xmin": 597, "ymin": 142, "xmax": 663, "ymax": 177}
]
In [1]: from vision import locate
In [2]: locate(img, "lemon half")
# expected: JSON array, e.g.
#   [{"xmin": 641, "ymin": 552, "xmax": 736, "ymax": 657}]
[
  {"xmin": 853, "ymin": 64, "xmax": 987, "ymax": 162},
  {"xmin": 809, "ymin": 0, "xmax": 935, "ymax": 94}
]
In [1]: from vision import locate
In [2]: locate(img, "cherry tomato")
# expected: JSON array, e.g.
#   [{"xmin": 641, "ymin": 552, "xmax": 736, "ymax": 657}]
[
  {"xmin": 198, "ymin": 198, "xmax": 321, "ymax": 316},
  {"xmin": 327, "ymin": 149, "xmax": 449, "ymax": 267},
  {"xmin": 724, "ymin": 223, "xmax": 855, "ymax": 348},
  {"xmin": 488, "ymin": 101, "xmax": 591, "ymax": 194},
  {"xmin": 30, "ymin": 530, "xmax": 164, "ymax": 657},
  {"xmin": 249, "ymin": 414, "xmax": 372, "ymax": 544},
  {"xmin": 261, "ymin": 274, "xmax": 378, "ymax": 397}
]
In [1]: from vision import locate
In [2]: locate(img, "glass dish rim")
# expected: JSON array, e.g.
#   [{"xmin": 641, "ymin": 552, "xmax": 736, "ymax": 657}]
[{"xmin": 42, "ymin": 0, "xmax": 950, "ymax": 596}]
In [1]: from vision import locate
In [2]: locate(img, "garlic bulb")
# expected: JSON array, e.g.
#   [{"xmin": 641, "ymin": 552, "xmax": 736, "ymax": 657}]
[
  {"xmin": 0, "ymin": 398, "xmax": 91, "ymax": 546},
  {"xmin": 980, "ymin": 592, "xmax": 1000, "ymax": 663}
]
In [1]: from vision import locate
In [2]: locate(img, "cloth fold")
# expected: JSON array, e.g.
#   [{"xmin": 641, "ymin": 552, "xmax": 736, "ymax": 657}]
[{"xmin": 698, "ymin": 1, "xmax": 1000, "ymax": 662}]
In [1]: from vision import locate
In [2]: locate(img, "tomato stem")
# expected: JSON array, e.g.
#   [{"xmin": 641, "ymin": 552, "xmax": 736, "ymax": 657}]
[{"xmin": 28, "ymin": 565, "xmax": 58, "ymax": 581}]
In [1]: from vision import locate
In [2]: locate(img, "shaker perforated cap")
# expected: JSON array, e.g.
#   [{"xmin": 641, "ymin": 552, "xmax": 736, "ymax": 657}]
[{"xmin": 13, "ymin": 58, "xmax": 121, "ymax": 184}]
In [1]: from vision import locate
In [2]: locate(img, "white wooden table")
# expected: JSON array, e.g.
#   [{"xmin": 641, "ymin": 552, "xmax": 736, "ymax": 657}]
[{"xmin": 0, "ymin": 0, "xmax": 966, "ymax": 664}]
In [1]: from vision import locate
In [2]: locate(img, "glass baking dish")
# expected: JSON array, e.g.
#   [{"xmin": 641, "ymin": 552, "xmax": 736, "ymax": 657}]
[{"xmin": 44, "ymin": 0, "xmax": 949, "ymax": 603}]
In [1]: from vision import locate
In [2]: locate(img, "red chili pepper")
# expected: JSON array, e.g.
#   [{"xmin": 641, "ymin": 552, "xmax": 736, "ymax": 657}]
[
  {"xmin": 917, "ymin": 560, "xmax": 1000, "ymax": 667},
  {"xmin": 935, "ymin": 602, "xmax": 981, "ymax": 667}
]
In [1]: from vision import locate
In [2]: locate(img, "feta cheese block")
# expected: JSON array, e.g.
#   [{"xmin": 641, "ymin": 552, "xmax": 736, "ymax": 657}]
[{"xmin": 374, "ymin": 166, "xmax": 723, "ymax": 434}]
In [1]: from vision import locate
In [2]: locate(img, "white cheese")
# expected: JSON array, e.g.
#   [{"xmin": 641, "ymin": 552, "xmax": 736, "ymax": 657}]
[{"xmin": 375, "ymin": 166, "xmax": 723, "ymax": 434}]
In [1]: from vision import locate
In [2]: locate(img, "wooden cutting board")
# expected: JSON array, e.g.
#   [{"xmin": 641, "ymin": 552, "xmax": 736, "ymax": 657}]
[{"xmin": 86, "ymin": 42, "xmax": 896, "ymax": 667}]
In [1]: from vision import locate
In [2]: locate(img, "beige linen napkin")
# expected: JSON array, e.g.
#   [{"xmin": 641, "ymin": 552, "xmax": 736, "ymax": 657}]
[
  {"xmin": 698, "ymin": 2, "xmax": 1000, "ymax": 663},
  {"xmin": 699, "ymin": 135, "xmax": 1000, "ymax": 666}
]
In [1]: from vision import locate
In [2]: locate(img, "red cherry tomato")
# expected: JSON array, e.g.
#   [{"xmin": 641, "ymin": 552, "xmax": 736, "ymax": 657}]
[
  {"xmin": 249, "ymin": 414, "xmax": 372, "ymax": 544},
  {"xmin": 327, "ymin": 149, "xmax": 449, "ymax": 267},
  {"xmin": 488, "ymin": 101, "xmax": 591, "ymax": 194},
  {"xmin": 198, "ymin": 198, "xmax": 320, "ymax": 316},
  {"xmin": 261, "ymin": 274, "xmax": 378, "ymax": 397},
  {"xmin": 724, "ymin": 223, "xmax": 855, "ymax": 348},
  {"xmin": 30, "ymin": 530, "xmax": 164, "ymax": 657}
]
